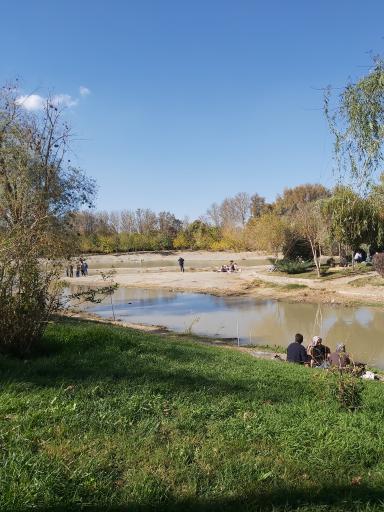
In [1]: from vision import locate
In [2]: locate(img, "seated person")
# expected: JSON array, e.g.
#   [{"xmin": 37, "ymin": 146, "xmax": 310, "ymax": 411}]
[
  {"xmin": 227, "ymin": 260, "xmax": 235, "ymax": 272},
  {"xmin": 309, "ymin": 336, "xmax": 330, "ymax": 367},
  {"xmin": 354, "ymin": 251, "xmax": 362, "ymax": 263},
  {"xmin": 287, "ymin": 333, "xmax": 310, "ymax": 365},
  {"xmin": 328, "ymin": 343, "xmax": 351, "ymax": 368}
]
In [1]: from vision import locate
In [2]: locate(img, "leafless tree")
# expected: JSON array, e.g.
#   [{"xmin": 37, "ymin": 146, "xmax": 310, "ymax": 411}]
[{"xmin": 120, "ymin": 209, "xmax": 136, "ymax": 233}]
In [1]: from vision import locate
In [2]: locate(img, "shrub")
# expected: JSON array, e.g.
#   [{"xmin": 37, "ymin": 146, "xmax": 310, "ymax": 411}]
[
  {"xmin": 210, "ymin": 239, "xmax": 232, "ymax": 251},
  {"xmin": 314, "ymin": 367, "xmax": 364, "ymax": 412},
  {"xmin": 273, "ymin": 259, "xmax": 313, "ymax": 274},
  {"xmin": 373, "ymin": 252, "xmax": 384, "ymax": 277},
  {"xmin": 0, "ymin": 247, "xmax": 63, "ymax": 355},
  {"xmin": 328, "ymin": 368, "xmax": 364, "ymax": 411}
]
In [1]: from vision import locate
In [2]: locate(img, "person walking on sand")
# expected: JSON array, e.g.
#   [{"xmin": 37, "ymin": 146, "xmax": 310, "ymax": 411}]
[{"xmin": 178, "ymin": 257, "xmax": 185, "ymax": 272}]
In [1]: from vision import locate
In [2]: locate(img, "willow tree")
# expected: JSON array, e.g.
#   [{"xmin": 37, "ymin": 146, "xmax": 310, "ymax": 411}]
[
  {"xmin": 325, "ymin": 59, "xmax": 384, "ymax": 189},
  {"xmin": 0, "ymin": 84, "xmax": 95, "ymax": 354},
  {"xmin": 322, "ymin": 187, "xmax": 380, "ymax": 267}
]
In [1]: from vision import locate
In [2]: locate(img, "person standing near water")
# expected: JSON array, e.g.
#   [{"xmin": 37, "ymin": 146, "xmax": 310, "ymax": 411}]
[{"xmin": 178, "ymin": 257, "xmax": 185, "ymax": 272}]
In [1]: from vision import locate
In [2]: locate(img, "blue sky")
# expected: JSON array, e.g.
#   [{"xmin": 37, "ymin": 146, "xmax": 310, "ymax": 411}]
[{"xmin": 1, "ymin": 1, "xmax": 383, "ymax": 219}]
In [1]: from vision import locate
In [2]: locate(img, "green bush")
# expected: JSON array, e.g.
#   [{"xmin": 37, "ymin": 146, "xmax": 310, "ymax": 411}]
[{"xmin": 273, "ymin": 259, "xmax": 314, "ymax": 274}]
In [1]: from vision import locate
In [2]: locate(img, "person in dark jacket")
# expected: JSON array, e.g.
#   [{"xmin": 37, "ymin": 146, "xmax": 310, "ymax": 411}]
[
  {"xmin": 287, "ymin": 333, "xmax": 309, "ymax": 364},
  {"xmin": 178, "ymin": 257, "xmax": 185, "ymax": 272}
]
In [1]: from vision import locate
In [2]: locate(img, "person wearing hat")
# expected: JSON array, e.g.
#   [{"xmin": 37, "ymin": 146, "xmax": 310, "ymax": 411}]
[{"xmin": 309, "ymin": 336, "xmax": 330, "ymax": 368}]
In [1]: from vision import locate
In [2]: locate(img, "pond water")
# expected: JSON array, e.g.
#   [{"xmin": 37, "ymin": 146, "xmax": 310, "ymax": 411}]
[{"xmin": 81, "ymin": 287, "xmax": 384, "ymax": 369}]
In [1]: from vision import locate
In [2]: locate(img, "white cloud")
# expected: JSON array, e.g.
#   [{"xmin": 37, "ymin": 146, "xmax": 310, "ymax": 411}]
[
  {"xmin": 51, "ymin": 94, "xmax": 78, "ymax": 108},
  {"xmin": 79, "ymin": 86, "xmax": 90, "ymax": 96},
  {"xmin": 15, "ymin": 94, "xmax": 45, "ymax": 111},
  {"xmin": 16, "ymin": 92, "xmax": 78, "ymax": 111}
]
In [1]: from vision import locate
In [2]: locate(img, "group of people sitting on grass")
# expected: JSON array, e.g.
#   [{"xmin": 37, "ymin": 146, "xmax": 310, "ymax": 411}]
[
  {"xmin": 285, "ymin": 334, "xmax": 380, "ymax": 379},
  {"xmin": 218, "ymin": 260, "xmax": 241, "ymax": 273},
  {"xmin": 287, "ymin": 333, "xmax": 351, "ymax": 369}
]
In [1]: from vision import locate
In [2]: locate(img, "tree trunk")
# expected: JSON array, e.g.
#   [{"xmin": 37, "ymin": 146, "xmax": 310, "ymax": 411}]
[{"xmin": 310, "ymin": 239, "xmax": 321, "ymax": 277}]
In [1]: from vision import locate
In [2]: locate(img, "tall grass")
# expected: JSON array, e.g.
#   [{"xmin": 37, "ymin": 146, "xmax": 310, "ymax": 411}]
[{"xmin": 1, "ymin": 318, "xmax": 384, "ymax": 511}]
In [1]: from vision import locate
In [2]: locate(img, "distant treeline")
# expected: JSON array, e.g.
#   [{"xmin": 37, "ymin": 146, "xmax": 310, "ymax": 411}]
[{"xmin": 73, "ymin": 182, "xmax": 384, "ymax": 267}]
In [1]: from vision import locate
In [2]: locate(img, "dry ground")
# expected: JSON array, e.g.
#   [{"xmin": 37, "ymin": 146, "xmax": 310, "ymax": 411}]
[{"xmin": 66, "ymin": 251, "xmax": 384, "ymax": 307}]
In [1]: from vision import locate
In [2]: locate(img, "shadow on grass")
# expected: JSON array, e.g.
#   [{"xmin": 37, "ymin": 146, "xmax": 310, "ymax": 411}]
[
  {"xmin": 8, "ymin": 484, "xmax": 384, "ymax": 512},
  {"xmin": 0, "ymin": 318, "xmax": 305, "ymax": 404}
]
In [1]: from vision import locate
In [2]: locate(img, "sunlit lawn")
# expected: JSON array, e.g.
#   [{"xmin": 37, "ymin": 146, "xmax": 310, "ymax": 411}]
[{"xmin": 1, "ymin": 319, "xmax": 384, "ymax": 511}]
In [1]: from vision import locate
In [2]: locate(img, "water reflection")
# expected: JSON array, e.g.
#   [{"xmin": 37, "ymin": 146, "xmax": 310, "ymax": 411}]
[{"xmin": 81, "ymin": 287, "xmax": 384, "ymax": 368}]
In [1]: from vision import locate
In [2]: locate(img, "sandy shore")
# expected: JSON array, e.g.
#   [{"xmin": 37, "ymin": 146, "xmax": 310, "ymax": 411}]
[{"xmin": 65, "ymin": 251, "xmax": 384, "ymax": 307}]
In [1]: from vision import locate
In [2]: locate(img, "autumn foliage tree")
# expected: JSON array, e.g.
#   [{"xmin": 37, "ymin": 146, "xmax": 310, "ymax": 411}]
[{"xmin": 245, "ymin": 212, "xmax": 287, "ymax": 259}]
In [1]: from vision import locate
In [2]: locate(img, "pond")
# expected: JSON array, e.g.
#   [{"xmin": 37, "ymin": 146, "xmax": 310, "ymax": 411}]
[{"xmin": 80, "ymin": 287, "xmax": 384, "ymax": 368}]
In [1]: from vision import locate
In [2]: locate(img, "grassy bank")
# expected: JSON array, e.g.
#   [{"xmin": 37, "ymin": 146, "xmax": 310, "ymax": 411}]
[{"xmin": 1, "ymin": 320, "xmax": 384, "ymax": 511}]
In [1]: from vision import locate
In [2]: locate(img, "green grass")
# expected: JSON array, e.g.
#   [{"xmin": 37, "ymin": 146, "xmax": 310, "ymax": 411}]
[
  {"xmin": 1, "ymin": 319, "xmax": 384, "ymax": 511},
  {"xmin": 279, "ymin": 283, "xmax": 308, "ymax": 290},
  {"xmin": 271, "ymin": 265, "xmax": 374, "ymax": 281}
]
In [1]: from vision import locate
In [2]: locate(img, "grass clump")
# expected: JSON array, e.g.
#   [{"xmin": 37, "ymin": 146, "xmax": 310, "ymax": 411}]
[
  {"xmin": 1, "ymin": 318, "xmax": 384, "ymax": 511},
  {"xmin": 349, "ymin": 276, "xmax": 384, "ymax": 287},
  {"xmin": 280, "ymin": 283, "xmax": 308, "ymax": 290},
  {"xmin": 315, "ymin": 368, "xmax": 365, "ymax": 412},
  {"xmin": 244, "ymin": 278, "xmax": 279, "ymax": 289}
]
